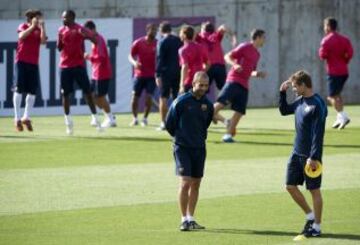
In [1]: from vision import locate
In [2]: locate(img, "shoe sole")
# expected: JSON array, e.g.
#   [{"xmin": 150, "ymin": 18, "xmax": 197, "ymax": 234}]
[{"xmin": 338, "ymin": 119, "xmax": 350, "ymax": 130}]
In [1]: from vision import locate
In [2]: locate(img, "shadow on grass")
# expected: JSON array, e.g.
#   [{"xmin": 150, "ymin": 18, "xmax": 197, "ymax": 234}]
[{"xmin": 201, "ymin": 228, "xmax": 360, "ymax": 240}]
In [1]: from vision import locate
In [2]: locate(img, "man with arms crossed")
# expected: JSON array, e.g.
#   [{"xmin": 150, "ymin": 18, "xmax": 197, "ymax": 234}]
[
  {"xmin": 84, "ymin": 20, "xmax": 116, "ymax": 128},
  {"xmin": 319, "ymin": 17, "xmax": 353, "ymax": 129},
  {"xmin": 128, "ymin": 24, "xmax": 157, "ymax": 127},
  {"xmin": 13, "ymin": 9, "xmax": 47, "ymax": 131},
  {"xmin": 213, "ymin": 29, "xmax": 267, "ymax": 143},
  {"xmin": 155, "ymin": 21, "xmax": 182, "ymax": 131},
  {"xmin": 166, "ymin": 71, "xmax": 214, "ymax": 231},
  {"xmin": 57, "ymin": 10, "xmax": 101, "ymax": 135},
  {"xmin": 279, "ymin": 70, "xmax": 327, "ymax": 238}
]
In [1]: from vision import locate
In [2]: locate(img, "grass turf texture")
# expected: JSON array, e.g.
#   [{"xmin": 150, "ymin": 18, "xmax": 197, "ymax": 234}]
[{"xmin": 0, "ymin": 106, "xmax": 359, "ymax": 244}]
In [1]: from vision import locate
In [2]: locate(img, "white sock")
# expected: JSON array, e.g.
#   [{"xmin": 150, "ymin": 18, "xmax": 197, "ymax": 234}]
[
  {"xmin": 105, "ymin": 112, "xmax": 114, "ymax": 121},
  {"xmin": 23, "ymin": 94, "xmax": 35, "ymax": 120},
  {"xmin": 181, "ymin": 216, "xmax": 187, "ymax": 223},
  {"xmin": 186, "ymin": 215, "xmax": 194, "ymax": 222},
  {"xmin": 312, "ymin": 223, "xmax": 321, "ymax": 231},
  {"xmin": 13, "ymin": 92, "xmax": 22, "ymax": 121},
  {"xmin": 223, "ymin": 133, "xmax": 232, "ymax": 139},
  {"xmin": 306, "ymin": 211, "xmax": 314, "ymax": 220},
  {"xmin": 64, "ymin": 114, "xmax": 72, "ymax": 125}
]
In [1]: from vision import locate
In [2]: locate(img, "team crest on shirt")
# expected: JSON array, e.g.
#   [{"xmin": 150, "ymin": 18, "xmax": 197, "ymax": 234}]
[
  {"xmin": 304, "ymin": 105, "xmax": 315, "ymax": 113},
  {"xmin": 201, "ymin": 104, "xmax": 207, "ymax": 111}
]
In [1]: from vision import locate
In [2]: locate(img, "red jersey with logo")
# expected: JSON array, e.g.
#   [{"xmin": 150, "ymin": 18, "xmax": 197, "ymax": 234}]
[
  {"xmin": 226, "ymin": 42, "xmax": 260, "ymax": 90},
  {"xmin": 15, "ymin": 23, "xmax": 41, "ymax": 65},
  {"xmin": 88, "ymin": 34, "xmax": 112, "ymax": 80},
  {"xmin": 58, "ymin": 23, "xmax": 92, "ymax": 68},
  {"xmin": 319, "ymin": 31, "xmax": 353, "ymax": 76},
  {"xmin": 179, "ymin": 41, "xmax": 208, "ymax": 86},
  {"xmin": 196, "ymin": 30, "xmax": 225, "ymax": 65},
  {"xmin": 130, "ymin": 37, "xmax": 157, "ymax": 78}
]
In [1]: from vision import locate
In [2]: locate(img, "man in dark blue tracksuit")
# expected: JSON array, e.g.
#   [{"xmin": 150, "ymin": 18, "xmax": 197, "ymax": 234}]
[
  {"xmin": 156, "ymin": 21, "xmax": 183, "ymax": 130},
  {"xmin": 166, "ymin": 71, "xmax": 213, "ymax": 231},
  {"xmin": 279, "ymin": 70, "xmax": 327, "ymax": 238}
]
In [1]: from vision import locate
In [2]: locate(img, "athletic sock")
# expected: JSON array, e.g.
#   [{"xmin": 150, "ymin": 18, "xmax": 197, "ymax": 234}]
[
  {"xmin": 64, "ymin": 114, "xmax": 72, "ymax": 125},
  {"xmin": 23, "ymin": 94, "xmax": 35, "ymax": 120},
  {"xmin": 312, "ymin": 223, "xmax": 321, "ymax": 231},
  {"xmin": 186, "ymin": 215, "xmax": 194, "ymax": 222},
  {"xmin": 13, "ymin": 92, "xmax": 22, "ymax": 121},
  {"xmin": 306, "ymin": 211, "xmax": 314, "ymax": 220}
]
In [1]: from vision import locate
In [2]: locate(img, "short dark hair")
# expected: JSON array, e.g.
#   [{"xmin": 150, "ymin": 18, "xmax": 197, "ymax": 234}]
[
  {"xmin": 181, "ymin": 25, "xmax": 194, "ymax": 40},
  {"xmin": 25, "ymin": 9, "xmax": 42, "ymax": 21},
  {"xmin": 65, "ymin": 9, "xmax": 76, "ymax": 20},
  {"xmin": 324, "ymin": 17, "xmax": 337, "ymax": 31},
  {"xmin": 251, "ymin": 29, "xmax": 265, "ymax": 41},
  {"xmin": 159, "ymin": 21, "xmax": 171, "ymax": 33},
  {"xmin": 203, "ymin": 22, "xmax": 215, "ymax": 33},
  {"xmin": 84, "ymin": 20, "xmax": 96, "ymax": 30},
  {"xmin": 290, "ymin": 70, "xmax": 312, "ymax": 88},
  {"xmin": 146, "ymin": 23, "xmax": 156, "ymax": 32}
]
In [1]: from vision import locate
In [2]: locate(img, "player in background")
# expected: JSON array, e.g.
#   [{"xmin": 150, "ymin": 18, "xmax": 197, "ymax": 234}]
[
  {"xmin": 319, "ymin": 17, "xmax": 353, "ymax": 129},
  {"xmin": 13, "ymin": 9, "xmax": 47, "ymax": 132},
  {"xmin": 279, "ymin": 70, "xmax": 327, "ymax": 238},
  {"xmin": 155, "ymin": 21, "xmax": 183, "ymax": 131},
  {"xmin": 57, "ymin": 10, "xmax": 101, "ymax": 135},
  {"xmin": 178, "ymin": 25, "xmax": 209, "ymax": 94},
  {"xmin": 84, "ymin": 20, "xmax": 116, "ymax": 128},
  {"xmin": 213, "ymin": 29, "xmax": 267, "ymax": 143},
  {"xmin": 195, "ymin": 22, "xmax": 237, "ymax": 92}
]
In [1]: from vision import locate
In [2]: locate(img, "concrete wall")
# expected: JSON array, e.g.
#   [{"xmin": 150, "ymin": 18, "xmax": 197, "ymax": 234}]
[{"xmin": 1, "ymin": 0, "xmax": 359, "ymax": 106}]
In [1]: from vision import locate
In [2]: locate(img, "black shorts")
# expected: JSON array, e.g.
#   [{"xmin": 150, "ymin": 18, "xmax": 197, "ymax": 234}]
[
  {"xmin": 13, "ymin": 61, "xmax": 40, "ymax": 94},
  {"xmin": 207, "ymin": 64, "xmax": 226, "ymax": 90},
  {"xmin": 217, "ymin": 82, "xmax": 248, "ymax": 114},
  {"xmin": 91, "ymin": 79, "xmax": 110, "ymax": 97},
  {"xmin": 60, "ymin": 66, "xmax": 91, "ymax": 96},
  {"xmin": 174, "ymin": 144, "xmax": 206, "ymax": 178},
  {"xmin": 286, "ymin": 153, "xmax": 322, "ymax": 190},
  {"xmin": 159, "ymin": 74, "xmax": 180, "ymax": 99},
  {"xmin": 327, "ymin": 75, "xmax": 348, "ymax": 97},
  {"xmin": 133, "ymin": 77, "xmax": 156, "ymax": 97}
]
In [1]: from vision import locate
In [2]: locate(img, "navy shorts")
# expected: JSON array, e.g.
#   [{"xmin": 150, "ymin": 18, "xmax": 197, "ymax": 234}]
[
  {"xmin": 286, "ymin": 153, "xmax": 322, "ymax": 190},
  {"xmin": 207, "ymin": 64, "xmax": 226, "ymax": 90},
  {"xmin": 13, "ymin": 61, "xmax": 40, "ymax": 94},
  {"xmin": 217, "ymin": 82, "xmax": 248, "ymax": 114},
  {"xmin": 133, "ymin": 77, "xmax": 156, "ymax": 97},
  {"xmin": 159, "ymin": 74, "xmax": 180, "ymax": 99},
  {"xmin": 173, "ymin": 144, "xmax": 206, "ymax": 178},
  {"xmin": 327, "ymin": 75, "xmax": 348, "ymax": 97},
  {"xmin": 60, "ymin": 66, "xmax": 91, "ymax": 96},
  {"xmin": 91, "ymin": 79, "xmax": 110, "ymax": 97}
]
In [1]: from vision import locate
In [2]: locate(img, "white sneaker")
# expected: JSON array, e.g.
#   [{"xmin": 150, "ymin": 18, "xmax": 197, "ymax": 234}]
[
  {"xmin": 156, "ymin": 122, "xmax": 166, "ymax": 131},
  {"xmin": 338, "ymin": 118, "xmax": 350, "ymax": 130},
  {"xmin": 90, "ymin": 117, "xmax": 98, "ymax": 127},
  {"xmin": 129, "ymin": 119, "xmax": 138, "ymax": 126},
  {"xmin": 222, "ymin": 134, "xmax": 235, "ymax": 143},
  {"xmin": 101, "ymin": 118, "xmax": 117, "ymax": 128},
  {"xmin": 141, "ymin": 118, "xmax": 148, "ymax": 127},
  {"xmin": 66, "ymin": 121, "xmax": 74, "ymax": 135},
  {"xmin": 332, "ymin": 119, "xmax": 342, "ymax": 129}
]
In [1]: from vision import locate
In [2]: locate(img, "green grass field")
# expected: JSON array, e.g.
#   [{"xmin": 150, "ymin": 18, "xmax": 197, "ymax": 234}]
[{"xmin": 0, "ymin": 106, "xmax": 360, "ymax": 245}]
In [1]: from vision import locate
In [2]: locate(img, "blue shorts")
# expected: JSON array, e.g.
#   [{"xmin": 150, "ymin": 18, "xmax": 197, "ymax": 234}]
[
  {"xmin": 60, "ymin": 66, "xmax": 91, "ymax": 96},
  {"xmin": 159, "ymin": 74, "xmax": 180, "ymax": 99},
  {"xmin": 133, "ymin": 77, "xmax": 156, "ymax": 97},
  {"xmin": 91, "ymin": 79, "xmax": 110, "ymax": 97},
  {"xmin": 207, "ymin": 64, "xmax": 226, "ymax": 90},
  {"xmin": 327, "ymin": 75, "xmax": 348, "ymax": 97},
  {"xmin": 217, "ymin": 82, "xmax": 248, "ymax": 114},
  {"xmin": 173, "ymin": 144, "xmax": 206, "ymax": 178},
  {"xmin": 13, "ymin": 61, "xmax": 40, "ymax": 94},
  {"xmin": 286, "ymin": 153, "xmax": 322, "ymax": 190}
]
